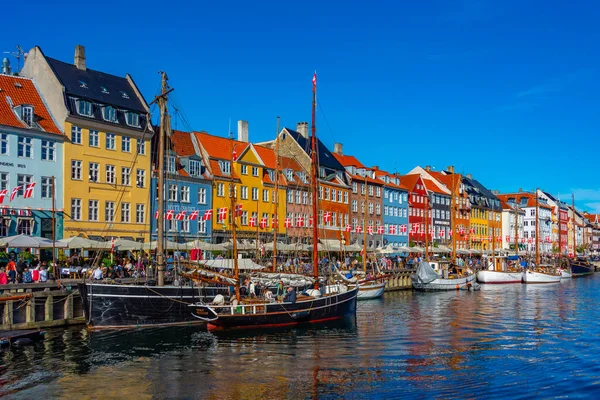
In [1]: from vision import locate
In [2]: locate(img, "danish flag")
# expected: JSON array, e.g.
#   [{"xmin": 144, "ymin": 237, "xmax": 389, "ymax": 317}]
[
  {"xmin": 296, "ymin": 216, "xmax": 304, "ymax": 227},
  {"xmin": 165, "ymin": 210, "xmax": 174, "ymax": 220},
  {"xmin": 506, "ymin": 235, "xmax": 510, "ymax": 242},
  {"xmin": 312, "ymin": 71, "xmax": 317, "ymax": 90},
  {"xmin": 345, "ymin": 224, "xmax": 352, "ymax": 232},
  {"xmin": 284, "ymin": 218, "xmax": 291, "ymax": 228},
  {"xmin": 324, "ymin": 211, "xmax": 332, "ymax": 223},
  {"xmin": 448, "ymin": 229, "xmax": 452, "ymax": 237},
  {"xmin": 189, "ymin": 210, "xmax": 199, "ymax": 220},
  {"xmin": 232, "ymin": 149, "xmax": 238, "ymax": 162},
  {"xmin": 218, "ymin": 207, "xmax": 228, "ymax": 221},
  {"xmin": 497, "ymin": 237, "xmax": 502, "ymax": 243},
  {"xmin": 176, "ymin": 211, "xmax": 186, "ymax": 221},
  {"xmin": 470, "ymin": 228, "xmax": 475, "ymax": 234},
  {"xmin": 235, "ymin": 204, "xmax": 243, "ymax": 216},
  {"xmin": 389, "ymin": 225, "xmax": 397, "ymax": 235},
  {"xmin": 377, "ymin": 225, "xmax": 384, "ymax": 234},
  {"xmin": 465, "ymin": 234, "xmax": 470, "ymax": 240},
  {"xmin": 24, "ymin": 182, "xmax": 35, "ymax": 199},
  {"xmin": 249, "ymin": 217, "xmax": 256, "ymax": 227},
  {"xmin": 272, "ymin": 217, "xmax": 278, "ymax": 228},
  {"xmin": 203, "ymin": 210, "xmax": 212, "ymax": 221},
  {"xmin": 154, "ymin": 210, "xmax": 160, "ymax": 219},
  {"xmin": 309, "ymin": 216, "xmax": 314, "ymax": 227},
  {"xmin": 528, "ymin": 238, "xmax": 533, "ymax": 244},
  {"xmin": 10, "ymin": 186, "xmax": 21, "ymax": 202},
  {"xmin": 355, "ymin": 225, "xmax": 362, "ymax": 233},
  {"xmin": 440, "ymin": 229, "xmax": 445, "ymax": 237},
  {"xmin": 367, "ymin": 225, "xmax": 373, "ymax": 235},
  {"xmin": 260, "ymin": 217, "xmax": 267, "ymax": 228},
  {"xmin": 0, "ymin": 189, "xmax": 6, "ymax": 204},
  {"xmin": 401, "ymin": 224, "xmax": 407, "ymax": 233}
]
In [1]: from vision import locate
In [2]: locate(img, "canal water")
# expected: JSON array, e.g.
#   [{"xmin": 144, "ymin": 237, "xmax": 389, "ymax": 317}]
[{"xmin": 3, "ymin": 275, "xmax": 600, "ymax": 399}]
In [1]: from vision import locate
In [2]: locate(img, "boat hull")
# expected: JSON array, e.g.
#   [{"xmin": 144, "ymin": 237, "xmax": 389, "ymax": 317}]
[
  {"xmin": 560, "ymin": 269, "xmax": 572, "ymax": 279},
  {"xmin": 476, "ymin": 270, "xmax": 523, "ymax": 284},
  {"xmin": 522, "ymin": 270, "xmax": 561, "ymax": 284},
  {"xmin": 79, "ymin": 282, "xmax": 228, "ymax": 330},
  {"xmin": 355, "ymin": 281, "xmax": 386, "ymax": 300},
  {"xmin": 570, "ymin": 261, "xmax": 595, "ymax": 277},
  {"xmin": 192, "ymin": 287, "xmax": 358, "ymax": 331},
  {"xmin": 411, "ymin": 273, "xmax": 477, "ymax": 291}
]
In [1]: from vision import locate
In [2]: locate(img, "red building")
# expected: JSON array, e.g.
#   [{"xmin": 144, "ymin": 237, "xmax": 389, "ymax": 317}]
[
  {"xmin": 401, "ymin": 174, "xmax": 431, "ymax": 246},
  {"xmin": 559, "ymin": 207, "xmax": 569, "ymax": 254}
]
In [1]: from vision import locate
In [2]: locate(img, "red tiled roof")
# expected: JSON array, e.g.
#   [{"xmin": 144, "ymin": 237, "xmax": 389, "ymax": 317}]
[
  {"xmin": 399, "ymin": 174, "xmax": 422, "ymax": 192},
  {"xmin": 496, "ymin": 193, "xmax": 553, "ymax": 210},
  {"xmin": 333, "ymin": 153, "xmax": 365, "ymax": 168},
  {"xmin": 423, "ymin": 178, "xmax": 447, "ymax": 195},
  {"xmin": 194, "ymin": 131, "xmax": 249, "ymax": 161},
  {"xmin": 0, "ymin": 75, "xmax": 61, "ymax": 135},
  {"xmin": 170, "ymin": 130, "xmax": 197, "ymax": 157}
]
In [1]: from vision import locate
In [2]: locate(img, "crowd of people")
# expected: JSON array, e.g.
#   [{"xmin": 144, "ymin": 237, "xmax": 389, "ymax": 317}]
[{"xmin": 0, "ymin": 255, "xmax": 50, "ymax": 284}]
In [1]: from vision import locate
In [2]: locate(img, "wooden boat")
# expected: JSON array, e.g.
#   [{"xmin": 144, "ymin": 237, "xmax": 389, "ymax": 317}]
[
  {"xmin": 476, "ymin": 270, "xmax": 523, "ymax": 284},
  {"xmin": 559, "ymin": 268, "xmax": 572, "ymax": 279},
  {"xmin": 522, "ymin": 268, "xmax": 561, "ymax": 284},
  {"xmin": 355, "ymin": 279, "xmax": 386, "ymax": 300},
  {"xmin": 189, "ymin": 72, "xmax": 359, "ymax": 330},
  {"xmin": 411, "ymin": 261, "xmax": 478, "ymax": 291},
  {"xmin": 570, "ymin": 257, "xmax": 594, "ymax": 277}
]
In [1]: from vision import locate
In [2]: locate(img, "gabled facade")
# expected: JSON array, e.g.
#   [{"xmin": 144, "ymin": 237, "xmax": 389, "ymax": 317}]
[
  {"xmin": 0, "ymin": 72, "xmax": 64, "ymax": 239},
  {"xmin": 150, "ymin": 130, "xmax": 212, "ymax": 243},
  {"xmin": 500, "ymin": 200, "xmax": 525, "ymax": 251},
  {"xmin": 22, "ymin": 45, "xmax": 152, "ymax": 241},
  {"xmin": 374, "ymin": 169, "xmax": 409, "ymax": 247},
  {"xmin": 401, "ymin": 174, "xmax": 430, "ymax": 246},
  {"xmin": 460, "ymin": 174, "xmax": 502, "ymax": 251},
  {"xmin": 281, "ymin": 156, "xmax": 312, "ymax": 243}
]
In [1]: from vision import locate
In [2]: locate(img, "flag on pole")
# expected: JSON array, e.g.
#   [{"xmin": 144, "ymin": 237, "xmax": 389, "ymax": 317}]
[
  {"xmin": 189, "ymin": 210, "xmax": 199, "ymax": 220},
  {"xmin": 218, "ymin": 207, "xmax": 228, "ymax": 221},
  {"xmin": 235, "ymin": 204, "xmax": 243, "ymax": 216},
  {"xmin": 260, "ymin": 217, "xmax": 267, "ymax": 229},
  {"xmin": 312, "ymin": 71, "xmax": 317, "ymax": 91},
  {"xmin": 284, "ymin": 218, "xmax": 291, "ymax": 228},
  {"xmin": 24, "ymin": 182, "xmax": 36, "ymax": 199},
  {"xmin": 390, "ymin": 225, "xmax": 397, "ymax": 235},
  {"xmin": 249, "ymin": 217, "xmax": 256, "ymax": 227},
  {"xmin": 272, "ymin": 217, "xmax": 278, "ymax": 228},
  {"xmin": 203, "ymin": 210, "xmax": 212, "ymax": 221},
  {"xmin": 367, "ymin": 225, "xmax": 373, "ymax": 235},
  {"xmin": 111, "ymin": 237, "xmax": 115, "ymax": 253},
  {"xmin": 0, "ymin": 189, "xmax": 6, "ymax": 204},
  {"xmin": 345, "ymin": 224, "xmax": 352, "ymax": 232},
  {"xmin": 154, "ymin": 210, "xmax": 160, "ymax": 219},
  {"xmin": 355, "ymin": 225, "xmax": 362, "ymax": 233},
  {"xmin": 377, "ymin": 225, "xmax": 384, "ymax": 234},
  {"xmin": 10, "ymin": 186, "xmax": 21, "ymax": 202},
  {"xmin": 175, "ymin": 211, "xmax": 186, "ymax": 221},
  {"xmin": 324, "ymin": 211, "xmax": 332, "ymax": 224},
  {"xmin": 165, "ymin": 210, "xmax": 174, "ymax": 220},
  {"xmin": 296, "ymin": 216, "xmax": 304, "ymax": 227}
]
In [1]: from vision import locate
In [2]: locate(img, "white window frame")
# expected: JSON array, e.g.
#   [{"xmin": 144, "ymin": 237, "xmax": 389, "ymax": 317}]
[
  {"xmin": 71, "ymin": 198, "xmax": 82, "ymax": 221},
  {"xmin": 71, "ymin": 160, "xmax": 82, "ymax": 180},
  {"xmin": 106, "ymin": 133, "xmax": 116, "ymax": 150},
  {"xmin": 17, "ymin": 137, "xmax": 32, "ymax": 158},
  {"xmin": 89, "ymin": 162, "xmax": 99, "ymax": 182},
  {"xmin": 122, "ymin": 136, "xmax": 131, "ymax": 152},
  {"xmin": 89, "ymin": 130, "xmax": 99, "ymax": 147},
  {"xmin": 88, "ymin": 200, "xmax": 98, "ymax": 221},
  {"xmin": 41, "ymin": 140, "xmax": 55, "ymax": 161}
]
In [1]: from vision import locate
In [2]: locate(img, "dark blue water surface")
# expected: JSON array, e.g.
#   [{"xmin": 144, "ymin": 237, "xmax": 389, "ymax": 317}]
[{"xmin": 3, "ymin": 275, "xmax": 600, "ymax": 399}]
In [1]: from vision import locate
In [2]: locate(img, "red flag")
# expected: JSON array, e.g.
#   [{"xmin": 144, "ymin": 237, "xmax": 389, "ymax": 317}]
[
  {"xmin": 355, "ymin": 225, "xmax": 362, "ymax": 233},
  {"xmin": 345, "ymin": 224, "xmax": 352, "ymax": 232},
  {"xmin": 111, "ymin": 237, "xmax": 115, "ymax": 253},
  {"xmin": 284, "ymin": 218, "xmax": 291, "ymax": 228},
  {"xmin": 176, "ymin": 211, "xmax": 186, "ymax": 221},
  {"xmin": 24, "ymin": 182, "xmax": 35, "ymax": 199},
  {"xmin": 235, "ymin": 204, "xmax": 243, "ymax": 216},
  {"xmin": 296, "ymin": 216, "xmax": 304, "ymax": 227},
  {"xmin": 154, "ymin": 210, "xmax": 160, "ymax": 219},
  {"xmin": 218, "ymin": 207, "xmax": 228, "ymax": 221},
  {"xmin": 10, "ymin": 186, "xmax": 21, "ymax": 202},
  {"xmin": 249, "ymin": 217, "xmax": 256, "ymax": 227},
  {"xmin": 260, "ymin": 217, "xmax": 267, "ymax": 229},
  {"xmin": 389, "ymin": 225, "xmax": 397, "ymax": 235},
  {"xmin": 324, "ymin": 211, "xmax": 332, "ymax": 224},
  {"xmin": 0, "ymin": 189, "xmax": 6, "ymax": 204},
  {"xmin": 165, "ymin": 210, "xmax": 174, "ymax": 220},
  {"xmin": 203, "ymin": 210, "xmax": 212, "ymax": 221},
  {"xmin": 377, "ymin": 225, "xmax": 384, "ymax": 234},
  {"xmin": 232, "ymin": 150, "xmax": 238, "ymax": 162},
  {"xmin": 401, "ymin": 224, "xmax": 406, "ymax": 233},
  {"xmin": 272, "ymin": 217, "xmax": 278, "ymax": 228},
  {"xmin": 312, "ymin": 71, "xmax": 317, "ymax": 91},
  {"xmin": 440, "ymin": 229, "xmax": 445, "ymax": 238},
  {"xmin": 189, "ymin": 210, "xmax": 199, "ymax": 220},
  {"xmin": 470, "ymin": 228, "xmax": 475, "ymax": 234},
  {"xmin": 367, "ymin": 225, "xmax": 373, "ymax": 235},
  {"xmin": 505, "ymin": 235, "xmax": 510, "ymax": 242},
  {"xmin": 465, "ymin": 234, "xmax": 470, "ymax": 240}
]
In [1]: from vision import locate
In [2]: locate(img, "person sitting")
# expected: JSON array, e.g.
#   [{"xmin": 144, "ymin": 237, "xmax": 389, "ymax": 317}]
[
  {"xmin": 0, "ymin": 268, "xmax": 7, "ymax": 285},
  {"xmin": 92, "ymin": 266, "xmax": 103, "ymax": 280},
  {"xmin": 39, "ymin": 266, "xmax": 49, "ymax": 282},
  {"xmin": 22, "ymin": 267, "xmax": 33, "ymax": 284},
  {"xmin": 283, "ymin": 287, "xmax": 297, "ymax": 304},
  {"xmin": 264, "ymin": 289, "xmax": 274, "ymax": 302}
]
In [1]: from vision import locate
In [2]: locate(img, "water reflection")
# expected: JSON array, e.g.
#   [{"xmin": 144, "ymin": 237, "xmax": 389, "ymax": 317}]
[{"xmin": 4, "ymin": 276, "xmax": 600, "ymax": 399}]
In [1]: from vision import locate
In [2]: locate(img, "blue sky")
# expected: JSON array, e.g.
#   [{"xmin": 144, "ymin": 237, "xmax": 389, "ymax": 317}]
[{"xmin": 5, "ymin": 0, "xmax": 600, "ymax": 210}]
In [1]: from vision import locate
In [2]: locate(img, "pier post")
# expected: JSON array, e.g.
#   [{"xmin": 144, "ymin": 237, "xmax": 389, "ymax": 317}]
[
  {"xmin": 45, "ymin": 295, "xmax": 53, "ymax": 321},
  {"xmin": 64, "ymin": 294, "xmax": 73, "ymax": 319},
  {"xmin": 26, "ymin": 298, "xmax": 35, "ymax": 323},
  {"xmin": 3, "ymin": 301, "xmax": 13, "ymax": 326}
]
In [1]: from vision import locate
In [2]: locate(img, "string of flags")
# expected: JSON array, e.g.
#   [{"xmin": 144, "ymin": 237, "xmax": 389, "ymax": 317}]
[{"xmin": 0, "ymin": 182, "xmax": 36, "ymax": 204}]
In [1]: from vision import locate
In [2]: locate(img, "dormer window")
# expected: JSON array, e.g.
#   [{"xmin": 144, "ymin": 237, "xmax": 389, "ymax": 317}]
[
  {"xmin": 125, "ymin": 112, "xmax": 140, "ymax": 127},
  {"xmin": 21, "ymin": 106, "xmax": 33, "ymax": 127},
  {"xmin": 103, "ymin": 106, "xmax": 117, "ymax": 122},
  {"xmin": 120, "ymin": 91, "xmax": 129, "ymax": 99},
  {"xmin": 189, "ymin": 160, "xmax": 201, "ymax": 177},
  {"xmin": 79, "ymin": 81, "xmax": 88, "ymax": 89},
  {"xmin": 285, "ymin": 169, "xmax": 294, "ymax": 181},
  {"xmin": 218, "ymin": 160, "xmax": 231, "ymax": 175},
  {"xmin": 100, "ymin": 86, "xmax": 109, "ymax": 94},
  {"xmin": 76, "ymin": 99, "xmax": 92, "ymax": 116}
]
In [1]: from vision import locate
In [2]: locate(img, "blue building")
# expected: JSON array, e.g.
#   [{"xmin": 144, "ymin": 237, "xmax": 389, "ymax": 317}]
[
  {"xmin": 150, "ymin": 130, "xmax": 212, "ymax": 243},
  {"xmin": 0, "ymin": 71, "xmax": 64, "ymax": 239},
  {"xmin": 376, "ymin": 170, "xmax": 409, "ymax": 247}
]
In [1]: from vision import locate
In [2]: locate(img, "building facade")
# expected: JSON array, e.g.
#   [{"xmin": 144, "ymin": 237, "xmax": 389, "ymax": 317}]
[
  {"xmin": 22, "ymin": 45, "xmax": 152, "ymax": 242},
  {"xmin": 0, "ymin": 73, "xmax": 64, "ymax": 239},
  {"xmin": 375, "ymin": 169, "xmax": 409, "ymax": 247}
]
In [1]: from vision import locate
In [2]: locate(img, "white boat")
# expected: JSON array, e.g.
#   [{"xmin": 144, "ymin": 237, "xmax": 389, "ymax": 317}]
[
  {"xmin": 559, "ymin": 268, "xmax": 572, "ymax": 279},
  {"xmin": 411, "ymin": 261, "xmax": 479, "ymax": 291},
  {"xmin": 476, "ymin": 270, "xmax": 523, "ymax": 284},
  {"xmin": 355, "ymin": 280, "xmax": 386, "ymax": 300},
  {"xmin": 522, "ymin": 269, "xmax": 561, "ymax": 284}
]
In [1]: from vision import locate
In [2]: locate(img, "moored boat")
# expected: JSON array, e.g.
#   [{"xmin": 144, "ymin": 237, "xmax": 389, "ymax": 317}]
[
  {"xmin": 559, "ymin": 268, "xmax": 572, "ymax": 279},
  {"xmin": 411, "ymin": 261, "xmax": 478, "ymax": 291},
  {"xmin": 522, "ymin": 269, "xmax": 561, "ymax": 284},
  {"xmin": 355, "ymin": 279, "xmax": 386, "ymax": 299},
  {"xmin": 570, "ymin": 258, "xmax": 594, "ymax": 277},
  {"xmin": 476, "ymin": 270, "xmax": 523, "ymax": 284}
]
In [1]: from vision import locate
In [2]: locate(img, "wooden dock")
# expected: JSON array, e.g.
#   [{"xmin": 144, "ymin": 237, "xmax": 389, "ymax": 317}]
[
  {"xmin": 384, "ymin": 269, "xmax": 414, "ymax": 291},
  {"xmin": 0, "ymin": 329, "xmax": 46, "ymax": 346}
]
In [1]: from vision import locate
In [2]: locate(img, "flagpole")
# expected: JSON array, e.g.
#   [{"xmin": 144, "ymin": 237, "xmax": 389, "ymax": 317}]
[{"xmin": 51, "ymin": 175, "xmax": 56, "ymax": 269}]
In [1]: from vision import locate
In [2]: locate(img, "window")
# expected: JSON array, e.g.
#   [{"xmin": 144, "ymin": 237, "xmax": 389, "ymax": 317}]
[
  {"xmin": 302, "ymin": 192, "xmax": 308, "ymax": 205},
  {"xmin": 136, "ymin": 204, "xmax": 145, "ymax": 223},
  {"xmin": 0, "ymin": 134, "xmax": 8, "ymax": 155},
  {"xmin": 121, "ymin": 203, "xmax": 130, "ymax": 223},
  {"xmin": 0, "ymin": 172, "xmax": 8, "ymax": 190},
  {"xmin": 376, "ymin": 187, "xmax": 381, "ymax": 197},
  {"xmin": 106, "ymin": 165, "xmax": 116, "ymax": 184},
  {"xmin": 189, "ymin": 160, "xmax": 201, "ymax": 176},
  {"xmin": 198, "ymin": 219, "xmax": 207, "ymax": 234},
  {"xmin": 89, "ymin": 130, "xmax": 99, "ymax": 147},
  {"xmin": 287, "ymin": 190, "xmax": 294, "ymax": 203},
  {"xmin": 217, "ymin": 183, "xmax": 225, "ymax": 197},
  {"xmin": 40, "ymin": 176, "xmax": 53, "ymax": 199},
  {"xmin": 167, "ymin": 156, "xmax": 176, "ymax": 173},
  {"xmin": 125, "ymin": 112, "xmax": 140, "ymax": 127},
  {"xmin": 76, "ymin": 100, "xmax": 92, "ymax": 116},
  {"xmin": 103, "ymin": 106, "xmax": 117, "ymax": 122},
  {"xmin": 137, "ymin": 139, "xmax": 146, "ymax": 155},
  {"xmin": 252, "ymin": 187, "xmax": 259, "ymax": 201},
  {"xmin": 338, "ymin": 190, "xmax": 343, "ymax": 202},
  {"xmin": 262, "ymin": 189, "xmax": 269, "ymax": 202},
  {"xmin": 15, "ymin": 174, "xmax": 32, "ymax": 197},
  {"xmin": 41, "ymin": 140, "xmax": 55, "ymax": 161},
  {"xmin": 135, "ymin": 169, "xmax": 146, "ymax": 187},
  {"xmin": 319, "ymin": 186, "xmax": 323, "ymax": 199},
  {"xmin": 325, "ymin": 187, "xmax": 330, "ymax": 200},
  {"xmin": 384, "ymin": 206, "xmax": 388, "ymax": 216},
  {"xmin": 344, "ymin": 192, "xmax": 348, "ymax": 204},
  {"xmin": 241, "ymin": 165, "xmax": 248, "ymax": 175},
  {"xmin": 361, "ymin": 201, "xmax": 365, "ymax": 213},
  {"xmin": 352, "ymin": 200, "xmax": 358, "ymax": 212},
  {"xmin": 122, "ymin": 137, "xmax": 131, "ymax": 152},
  {"xmin": 168, "ymin": 219, "xmax": 177, "ymax": 231},
  {"xmin": 181, "ymin": 219, "xmax": 190, "ymax": 232},
  {"xmin": 88, "ymin": 200, "xmax": 98, "ymax": 221},
  {"xmin": 17, "ymin": 219, "xmax": 32, "ymax": 235},
  {"xmin": 376, "ymin": 204, "xmax": 381, "ymax": 215},
  {"xmin": 19, "ymin": 105, "xmax": 33, "ymax": 127},
  {"xmin": 71, "ymin": 160, "xmax": 82, "ymax": 180},
  {"xmin": 295, "ymin": 190, "xmax": 301, "ymax": 204},
  {"xmin": 169, "ymin": 184, "xmax": 178, "ymax": 201},
  {"xmin": 17, "ymin": 137, "xmax": 32, "ymax": 158},
  {"xmin": 331, "ymin": 189, "xmax": 337, "ymax": 202},
  {"xmin": 121, "ymin": 167, "xmax": 131, "ymax": 186},
  {"xmin": 89, "ymin": 162, "xmax": 99, "ymax": 182},
  {"xmin": 219, "ymin": 161, "xmax": 231, "ymax": 175},
  {"xmin": 71, "ymin": 198, "xmax": 82, "ymax": 221},
  {"xmin": 241, "ymin": 210, "xmax": 248, "ymax": 226},
  {"xmin": 252, "ymin": 166, "xmax": 259, "ymax": 176},
  {"xmin": 106, "ymin": 133, "xmax": 116, "ymax": 150},
  {"xmin": 361, "ymin": 184, "xmax": 365, "ymax": 195},
  {"xmin": 198, "ymin": 187, "xmax": 207, "ymax": 204},
  {"xmin": 180, "ymin": 186, "xmax": 190, "ymax": 202},
  {"xmin": 105, "ymin": 201, "xmax": 115, "ymax": 222},
  {"xmin": 352, "ymin": 182, "xmax": 358, "ymax": 193},
  {"xmin": 240, "ymin": 186, "xmax": 248, "ymax": 200}
]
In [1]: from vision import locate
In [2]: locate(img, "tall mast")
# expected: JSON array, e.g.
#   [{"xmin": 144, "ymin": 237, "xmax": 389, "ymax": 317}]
[
  {"xmin": 310, "ymin": 72, "xmax": 319, "ymax": 289},
  {"xmin": 514, "ymin": 204, "xmax": 519, "ymax": 255},
  {"xmin": 535, "ymin": 189, "xmax": 540, "ymax": 266},
  {"xmin": 491, "ymin": 204, "xmax": 496, "ymax": 270},
  {"xmin": 231, "ymin": 139, "xmax": 240, "ymax": 302},
  {"xmin": 51, "ymin": 175, "xmax": 56, "ymax": 268},
  {"xmin": 451, "ymin": 173, "xmax": 456, "ymax": 264},
  {"xmin": 424, "ymin": 190, "xmax": 429, "ymax": 262},
  {"xmin": 572, "ymin": 193, "xmax": 576, "ymax": 255},
  {"xmin": 363, "ymin": 178, "xmax": 368, "ymax": 272},
  {"xmin": 272, "ymin": 116, "xmax": 280, "ymax": 272}
]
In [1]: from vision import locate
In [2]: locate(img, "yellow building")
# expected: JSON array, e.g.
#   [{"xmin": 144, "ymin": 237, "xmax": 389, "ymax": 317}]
[
  {"xmin": 194, "ymin": 124, "xmax": 287, "ymax": 244},
  {"xmin": 22, "ymin": 45, "xmax": 152, "ymax": 241}
]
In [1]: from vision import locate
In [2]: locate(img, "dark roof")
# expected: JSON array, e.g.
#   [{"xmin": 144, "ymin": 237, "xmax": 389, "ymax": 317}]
[
  {"xmin": 284, "ymin": 128, "xmax": 344, "ymax": 171},
  {"xmin": 463, "ymin": 176, "xmax": 502, "ymax": 211},
  {"xmin": 46, "ymin": 57, "xmax": 147, "ymax": 113},
  {"xmin": 543, "ymin": 191, "xmax": 558, "ymax": 202}
]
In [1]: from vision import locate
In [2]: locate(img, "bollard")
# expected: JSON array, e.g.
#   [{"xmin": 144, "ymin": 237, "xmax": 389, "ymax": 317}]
[{"xmin": 45, "ymin": 295, "xmax": 53, "ymax": 321}]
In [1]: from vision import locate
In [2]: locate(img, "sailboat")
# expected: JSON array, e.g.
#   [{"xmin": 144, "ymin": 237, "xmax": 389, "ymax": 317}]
[
  {"xmin": 189, "ymin": 72, "xmax": 358, "ymax": 330},
  {"xmin": 79, "ymin": 73, "xmax": 228, "ymax": 330},
  {"xmin": 522, "ymin": 189, "xmax": 561, "ymax": 284},
  {"xmin": 411, "ymin": 176, "xmax": 478, "ymax": 291}
]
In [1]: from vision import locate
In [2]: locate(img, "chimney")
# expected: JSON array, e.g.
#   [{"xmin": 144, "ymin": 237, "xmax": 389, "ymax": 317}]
[
  {"xmin": 1, "ymin": 58, "xmax": 11, "ymax": 75},
  {"xmin": 74, "ymin": 45, "xmax": 86, "ymax": 70},
  {"xmin": 296, "ymin": 122, "xmax": 309, "ymax": 138},
  {"xmin": 237, "ymin": 120, "xmax": 248, "ymax": 142},
  {"xmin": 518, "ymin": 188, "xmax": 522, "ymax": 193},
  {"xmin": 447, "ymin": 165, "xmax": 454, "ymax": 173},
  {"xmin": 425, "ymin": 165, "xmax": 431, "ymax": 172},
  {"xmin": 466, "ymin": 173, "xmax": 472, "ymax": 179},
  {"xmin": 372, "ymin": 166, "xmax": 379, "ymax": 171},
  {"xmin": 334, "ymin": 143, "xmax": 343, "ymax": 155}
]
